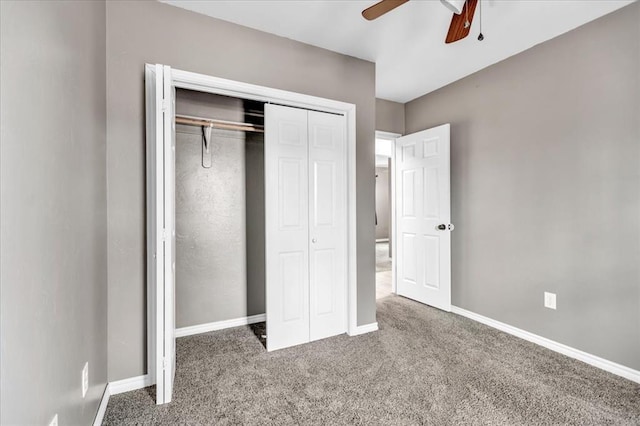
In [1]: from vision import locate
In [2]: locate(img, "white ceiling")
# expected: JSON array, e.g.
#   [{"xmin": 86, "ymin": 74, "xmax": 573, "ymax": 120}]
[{"xmin": 161, "ymin": 0, "xmax": 634, "ymax": 103}]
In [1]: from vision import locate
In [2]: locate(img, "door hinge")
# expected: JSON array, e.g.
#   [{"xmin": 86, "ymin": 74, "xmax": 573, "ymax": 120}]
[
  {"xmin": 161, "ymin": 99, "xmax": 169, "ymax": 112},
  {"xmin": 161, "ymin": 229, "xmax": 167, "ymax": 241},
  {"xmin": 162, "ymin": 357, "xmax": 168, "ymax": 370}
]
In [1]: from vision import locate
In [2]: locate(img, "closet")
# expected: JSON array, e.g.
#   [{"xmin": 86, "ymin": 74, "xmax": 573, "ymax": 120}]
[
  {"xmin": 171, "ymin": 94, "xmax": 347, "ymax": 352},
  {"xmin": 174, "ymin": 89, "xmax": 265, "ymax": 331},
  {"xmin": 146, "ymin": 64, "xmax": 354, "ymax": 404}
]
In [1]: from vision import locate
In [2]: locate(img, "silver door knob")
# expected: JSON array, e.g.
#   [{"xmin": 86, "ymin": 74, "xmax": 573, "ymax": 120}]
[{"xmin": 312, "ymin": 238, "xmax": 317, "ymax": 243}]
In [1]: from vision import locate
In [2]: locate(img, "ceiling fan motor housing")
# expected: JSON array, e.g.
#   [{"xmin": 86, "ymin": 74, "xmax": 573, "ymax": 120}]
[{"xmin": 440, "ymin": 0, "xmax": 467, "ymax": 15}]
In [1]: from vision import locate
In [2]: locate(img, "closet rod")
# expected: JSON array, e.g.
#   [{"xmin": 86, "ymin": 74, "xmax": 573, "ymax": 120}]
[{"xmin": 175, "ymin": 114, "xmax": 264, "ymax": 133}]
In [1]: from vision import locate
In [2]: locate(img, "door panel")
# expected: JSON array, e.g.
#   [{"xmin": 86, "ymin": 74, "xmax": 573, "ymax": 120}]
[
  {"xmin": 265, "ymin": 104, "xmax": 310, "ymax": 351},
  {"xmin": 424, "ymin": 235, "xmax": 440, "ymax": 289},
  {"xmin": 279, "ymin": 159, "xmax": 305, "ymax": 229},
  {"xmin": 313, "ymin": 248, "xmax": 335, "ymax": 315},
  {"xmin": 308, "ymin": 111, "xmax": 347, "ymax": 342},
  {"xmin": 145, "ymin": 63, "xmax": 175, "ymax": 405},
  {"xmin": 402, "ymin": 233, "xmax": 417, "ymax": 284},
  {"xmin": 266, "ymin": 106, "xmax": 347, "ymax": 350},
  {"xmin": 280, "ymin": 251, "xmax": 306, "ymax": 322},
  {"xmin": 313, "ymin": 161, "xmax": 336, "ymax": 227},
  {"xmin": 395, "ymin": 124, "xmax": 451, "ymax": 311}
]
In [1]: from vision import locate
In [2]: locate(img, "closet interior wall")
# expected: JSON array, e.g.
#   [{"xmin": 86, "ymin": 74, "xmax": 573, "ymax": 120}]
[{"xmin": 175, "ymin": 89, "xmax": 265, "ymax": 328}]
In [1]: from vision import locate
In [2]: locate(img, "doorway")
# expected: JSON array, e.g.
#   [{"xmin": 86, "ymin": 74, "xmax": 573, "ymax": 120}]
[
  {"xmin": 374, "ymin": 127, "xmax": 453, "ymax": 307},
  {"xmin": 375, "ymin": 131, "xmax": 399, "ymax": 299},
  {"xmin": 393, "ymin": 125, "xmax": 453, "ymax": 311}
]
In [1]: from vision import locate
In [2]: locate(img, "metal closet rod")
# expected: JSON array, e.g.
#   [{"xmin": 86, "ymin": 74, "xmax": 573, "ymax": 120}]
[{"xmin": 175, "ymin": 114, "xmax": 264, "ymax": 133}]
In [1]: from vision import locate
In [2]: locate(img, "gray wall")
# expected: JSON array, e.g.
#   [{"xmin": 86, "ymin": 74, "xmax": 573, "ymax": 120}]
[
  {"xmin": 106, "ymin": 0, "xmax": 376, "ymax": 381},
  {"xmin": 0, "ymin": 1, "xmax": 108, "ymax": 424},
  {"xmin": 175, "ymin": 90, "xmax": 264, "ymax": 328},
  {"xmin": 246, "ymin": 132, "xmax": 267, "ymax": 316},
  {"xmin": 376, "ymin": 98, "xmax": 405, "ymax": 135},
  {"xmin": 375, "ymin": 167, "xmax": 390, "ymax": 240},
  {"xmin": 405, "ymin": 3, "xmax": 640, "ymax": 370}
]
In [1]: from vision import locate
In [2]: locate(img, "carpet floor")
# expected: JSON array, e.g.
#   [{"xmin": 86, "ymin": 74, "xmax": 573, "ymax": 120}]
[{"xmin": 104, "ymin": 296, "xmax": 640, "ymax": 425}]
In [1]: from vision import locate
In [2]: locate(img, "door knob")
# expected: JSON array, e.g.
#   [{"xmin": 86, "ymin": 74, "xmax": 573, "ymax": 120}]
[{"xmin": 437, "ymin": 224, "xmax": 455, "ymax": 231}]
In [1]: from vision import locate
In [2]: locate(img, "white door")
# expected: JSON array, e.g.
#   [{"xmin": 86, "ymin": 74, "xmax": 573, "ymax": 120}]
[
  {"xmin": 265, "ymin": 104, "xmax": 311, "ymax": 351},
  {"xmin": 395, "ymin": 124, "xmax": 452, "ymax": 311},
  {"xmin": 144, "ymin": 64, "xmax": 176, "ymax": 404},
  {"xmin": 265, "ymin": 105, "xmax": 347, "ymax": 351},
  {"xmin": 308, "ymin": 111, "xmax": 347, "ymax": 341}
]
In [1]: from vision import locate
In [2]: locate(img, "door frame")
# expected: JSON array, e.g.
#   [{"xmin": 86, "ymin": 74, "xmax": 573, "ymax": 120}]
[
  {"xmin": 375, "ymin": 130, "xmax": 401, "ymax": 294},
  {"xmin": 146, "ymin": 65, "xmax": 359, "ymax": 396}
]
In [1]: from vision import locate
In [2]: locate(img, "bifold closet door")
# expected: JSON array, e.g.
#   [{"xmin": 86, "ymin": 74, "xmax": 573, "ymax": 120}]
[
  {"xmin": 265, "ymin": 105, "xmax": 311, "ymax": 351},
  {"xmin": 145, "ymin": 63, "xmax": 176, "ymax": 404},
  {"xmin": 265, "ymin": 104, "xmax": 347, "ymax": 352},
  {"xmin": 308, "ymin": 111, "xmax": 347, "ymax": 341}
]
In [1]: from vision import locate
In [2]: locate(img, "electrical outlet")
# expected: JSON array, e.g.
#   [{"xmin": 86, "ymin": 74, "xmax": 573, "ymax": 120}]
[
  {"xmin": 82, "ymin": 362, "xmax": 89, "ymax": 398},
  {"xmin": 48, "ymin": 414, "xmax": 58, "ymax": 426},
  {"xmin": 544, "ymin": 292, "xmax": 557, "ymax": 310}
]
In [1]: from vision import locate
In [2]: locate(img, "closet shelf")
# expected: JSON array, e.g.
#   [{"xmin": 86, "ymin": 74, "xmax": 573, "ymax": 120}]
[{"xmin": 176, "ymin": 114, "xmax": 264, "ymax": 133}]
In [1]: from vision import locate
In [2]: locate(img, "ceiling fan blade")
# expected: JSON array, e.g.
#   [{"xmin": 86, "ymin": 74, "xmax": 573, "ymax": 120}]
[
  {"xmin": 445, "ymin": 0, "xmax": 478, "ymax": 43},
  {"xmin": 362, "ymin": 0, "xmax": 409, "ymax": 21}
]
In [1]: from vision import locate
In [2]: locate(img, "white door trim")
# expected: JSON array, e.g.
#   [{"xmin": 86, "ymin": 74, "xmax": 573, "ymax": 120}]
[
  {"xmin": 146, "ymin": 65, "xmax": 359, "ymax": 393},
  {"xmin": 375, "ymin": 130, "xmax": 401, "ymax": 294}
]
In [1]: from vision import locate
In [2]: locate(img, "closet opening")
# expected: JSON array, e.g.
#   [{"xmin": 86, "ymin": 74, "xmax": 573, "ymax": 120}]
[
  {"xmin": 146, "ymin": 64, "xmax": 361, "ymax": 404},
  {"xmin": 174, "ymin": 89, "xmax": 267, "ymax": 347}
]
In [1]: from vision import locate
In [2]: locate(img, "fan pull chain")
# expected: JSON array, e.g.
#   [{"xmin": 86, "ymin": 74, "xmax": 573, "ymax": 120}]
[{"xmin": 478, "ymin": 0, "xmax": 484, "ymax": 41}]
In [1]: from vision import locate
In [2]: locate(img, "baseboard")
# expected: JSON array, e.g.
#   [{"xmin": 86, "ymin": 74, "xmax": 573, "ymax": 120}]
[
  {"xmin": 451, "ymin": 306, "xmax": 640, "ymax": 384},
  {"xmin": 175, "ymin": 313, "xmax": 266, "ymax": 338},
  {"xmin": 376, "ymin": 238, "xmax": 389, "ymax": 243},
  {"xmin": 92, "ymin": 384, "xmax": 110, "ymax": 426},
  {"xmin": 348, "ymin": 322, "xmax": 379, "ymax": 336},
  {"xmin": 109, "ymin": 374, "xmax": 152, "ymax": 395}
]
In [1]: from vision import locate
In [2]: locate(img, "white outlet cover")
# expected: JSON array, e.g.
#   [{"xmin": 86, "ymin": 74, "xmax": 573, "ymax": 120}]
[
  {"xmin": 82, "ymin": 362, "xmax": 89, "ymax": 398},
  {"xmin": 48, "ymin": 414, "xmax": 58, "ymax": 426},
  {"xmin": 544, "ymin": 292, "xmax": 557, "ymax": 310}
]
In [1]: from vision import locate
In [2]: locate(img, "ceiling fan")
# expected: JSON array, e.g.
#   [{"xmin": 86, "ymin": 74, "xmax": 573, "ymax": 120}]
[{"xmin": 362, "ymin": 0, "xmax": 483, "ymax": 44}]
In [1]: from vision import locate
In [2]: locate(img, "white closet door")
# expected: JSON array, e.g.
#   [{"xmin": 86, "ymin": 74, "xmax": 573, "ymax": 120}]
[
  {"xmin": 308, "ymin": 111, "xmax": 347, "ymax": 341},
  {"xmin": 395, "ymin": 124, "xmax": 451, "ymax": 311},
  {"xmin": 265, "ymin": 104, "xmax": 310, "ymax": 351},
  {"xmin": 145, "ymin": 63, "xmax": 176, "ymax": 404}
]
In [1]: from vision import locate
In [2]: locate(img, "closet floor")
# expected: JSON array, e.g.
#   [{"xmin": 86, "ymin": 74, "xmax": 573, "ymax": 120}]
[{"xmin": 104, "ymin": 296, "xmax": 640, "ymax": 425}]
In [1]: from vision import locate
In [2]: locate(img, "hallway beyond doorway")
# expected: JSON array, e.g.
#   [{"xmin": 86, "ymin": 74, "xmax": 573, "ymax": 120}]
[{"xmin": 376, "ymin": 241, "xmax": 392, "ymax": 299}]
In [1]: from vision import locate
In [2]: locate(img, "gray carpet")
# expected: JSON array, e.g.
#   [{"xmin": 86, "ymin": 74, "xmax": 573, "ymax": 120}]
[{"xmin": 104, "ymin": 296, "xmax": 640, "ymax": 425}]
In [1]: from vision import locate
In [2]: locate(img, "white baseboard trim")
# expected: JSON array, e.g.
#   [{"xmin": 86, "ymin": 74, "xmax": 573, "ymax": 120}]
[
  {"xmin": 451, "ymin": 306, "xmax": 640, "ymax": 384},
  {"xmin": 348, "ymin": 322, "xmax": 379, "ymax": 336},
  {"xmin": 175, "ymin": 313, "xmax": 266, "ymax": 338},
  {"xmin": 109, "ymin": 374, "xmax": 152, "ymax": 395},
  {"xmin": 92, "ymin": 384, "xmax": 110, "ymax": 426}
]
